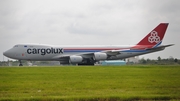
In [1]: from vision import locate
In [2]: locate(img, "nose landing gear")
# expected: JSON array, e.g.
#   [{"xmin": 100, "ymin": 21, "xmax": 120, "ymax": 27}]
[{"xmin": 19, "ymin": 60, "xmax": 23, "ymax": 66}]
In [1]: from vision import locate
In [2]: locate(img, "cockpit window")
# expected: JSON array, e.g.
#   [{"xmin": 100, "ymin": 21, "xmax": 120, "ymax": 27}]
[{"xmin": 13, "ymin": 45, "xmax": 18, "ymax": 47}]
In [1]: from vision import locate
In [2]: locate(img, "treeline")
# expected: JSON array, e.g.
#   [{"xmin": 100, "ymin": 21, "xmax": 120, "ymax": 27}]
[{"xmin": 138, "ymin": 56, "xmax": 179, "ymax": 65}]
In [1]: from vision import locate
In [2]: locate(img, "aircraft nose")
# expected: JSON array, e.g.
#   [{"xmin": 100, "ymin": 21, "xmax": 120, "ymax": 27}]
[
  {"xmin": 3, "ymin": 49, "xmax": 12, "ymax": 58},
  {"xmin": 3, "ymin": 51, "xmax": 8, "ymax": 57}
]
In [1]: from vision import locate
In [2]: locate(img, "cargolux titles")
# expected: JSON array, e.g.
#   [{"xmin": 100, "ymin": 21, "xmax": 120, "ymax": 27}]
[{"xmin": 27, "ymin": 48, "xmax": 63, "ymax": 55}]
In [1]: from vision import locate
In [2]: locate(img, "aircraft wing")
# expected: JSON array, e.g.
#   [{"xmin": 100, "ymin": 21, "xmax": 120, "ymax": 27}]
[
  {"xmin": 52, "ymin": 49, "xmax": 130, "ymax": 60},
  {"xmin": 100, "ymin": 44, "xmax": 172, "ymax": 55},
  {"xmin": 52, "ymin": 44, "xmax": 174, "ymax": 62}
]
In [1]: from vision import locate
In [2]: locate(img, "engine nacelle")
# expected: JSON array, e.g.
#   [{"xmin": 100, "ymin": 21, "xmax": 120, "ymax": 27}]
[
  {"xmin": 94, "ymin": 52, "xmax": 107, "ymax": 61},
  {"xmin": 69, "ymin": 55, "xmax": 83, "ymax": 63}
]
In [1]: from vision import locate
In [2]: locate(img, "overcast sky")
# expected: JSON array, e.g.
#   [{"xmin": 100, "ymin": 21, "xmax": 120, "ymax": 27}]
[{"xmin": 0, "ymin": 0, "xmax": 179, "ymax": 61}]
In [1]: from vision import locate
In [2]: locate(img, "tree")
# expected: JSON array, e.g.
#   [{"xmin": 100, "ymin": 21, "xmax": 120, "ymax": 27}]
[
  {"xmin": 139, "ymin": 58, "xmax": 147, "ymax": 64},
  {"xmin": 157, "ymin": 56, "xmax": 161, "ymax": 61},
  {"xmin": 174, "ymin": 58, "xmax": 178, "ymax": 62}
]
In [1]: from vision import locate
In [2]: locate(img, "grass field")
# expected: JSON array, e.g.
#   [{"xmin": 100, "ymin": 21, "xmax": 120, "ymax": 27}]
[{"xmin": 0, "ymin": 65, "xmax": 180, "ymax": 101}]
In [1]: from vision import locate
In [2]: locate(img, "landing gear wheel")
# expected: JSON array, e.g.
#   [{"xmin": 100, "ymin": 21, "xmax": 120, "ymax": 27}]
[{"xmin": 19, "ymin": 64, "xmax": 23, "ymax": 66}]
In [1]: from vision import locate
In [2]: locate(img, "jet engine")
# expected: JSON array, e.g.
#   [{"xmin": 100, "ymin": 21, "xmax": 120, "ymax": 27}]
[
  {"xmin": 69, "ymin": 55, "xmax": 83, "ymax": 63},
  {"xmin": 94, "ymin": 52, "xmax": 107, "ymax": 61}
]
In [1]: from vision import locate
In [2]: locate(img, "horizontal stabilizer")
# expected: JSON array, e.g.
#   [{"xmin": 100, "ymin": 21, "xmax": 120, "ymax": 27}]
[{"xmin": 146, "ymin": 44, "xmax": 174, "ymax": 51}]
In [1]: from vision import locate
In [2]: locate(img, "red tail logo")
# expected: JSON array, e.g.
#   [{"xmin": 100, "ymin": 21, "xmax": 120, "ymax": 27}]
[
  {"xmin": 148, "ymin": 31, "xmax": 160, "ymax": 43},
  {"xmin": 136, "ymin": 23, "xmax": 168, "ymax": 46}
]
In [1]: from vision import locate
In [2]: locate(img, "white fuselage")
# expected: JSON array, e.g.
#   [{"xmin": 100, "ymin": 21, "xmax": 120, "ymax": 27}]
[{"xmin": 3, "ymin": 44, "xmax": 163, "ymax": 61}]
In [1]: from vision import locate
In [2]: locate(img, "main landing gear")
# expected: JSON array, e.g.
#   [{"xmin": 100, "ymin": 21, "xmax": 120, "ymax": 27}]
[
  {"xmin": 19, "ymin": 60, "xmax": 23, "ymax": 66},
  {"xmin": 78, "ymin": 59, "xmax": 95, "ymax": 66}
]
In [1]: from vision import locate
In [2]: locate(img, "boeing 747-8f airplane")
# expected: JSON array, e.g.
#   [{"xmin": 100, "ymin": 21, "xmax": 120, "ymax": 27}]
[{"xmin": 3, "ymin": 23, "xmax": 173, "ymax": 66}]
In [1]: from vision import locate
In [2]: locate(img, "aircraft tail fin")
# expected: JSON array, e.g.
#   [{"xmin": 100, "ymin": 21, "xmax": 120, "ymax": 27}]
[{"xmin": 136, "ymin": 23, "xmax": 169, "ymax": 48}]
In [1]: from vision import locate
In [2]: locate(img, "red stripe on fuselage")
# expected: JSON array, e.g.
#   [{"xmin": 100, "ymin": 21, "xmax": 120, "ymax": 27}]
[{"xmin": 63, "ymin": 48, "xmax": 127, "ymax": 50}]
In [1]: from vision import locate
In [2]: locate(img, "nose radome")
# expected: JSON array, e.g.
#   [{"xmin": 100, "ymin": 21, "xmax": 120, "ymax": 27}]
[
  {"xmin": 3, "ymin": 50, "xmax": 12, "ymax": 58},
  {"xmin": 3, "ymin": 51, "xmax": 8, "ymax": 57}
]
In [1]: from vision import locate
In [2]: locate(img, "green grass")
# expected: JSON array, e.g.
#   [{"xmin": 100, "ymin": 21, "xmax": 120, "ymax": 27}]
[{"xmin": 0, "ymin": 65, "xmax": 180, "ymax": 101}]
